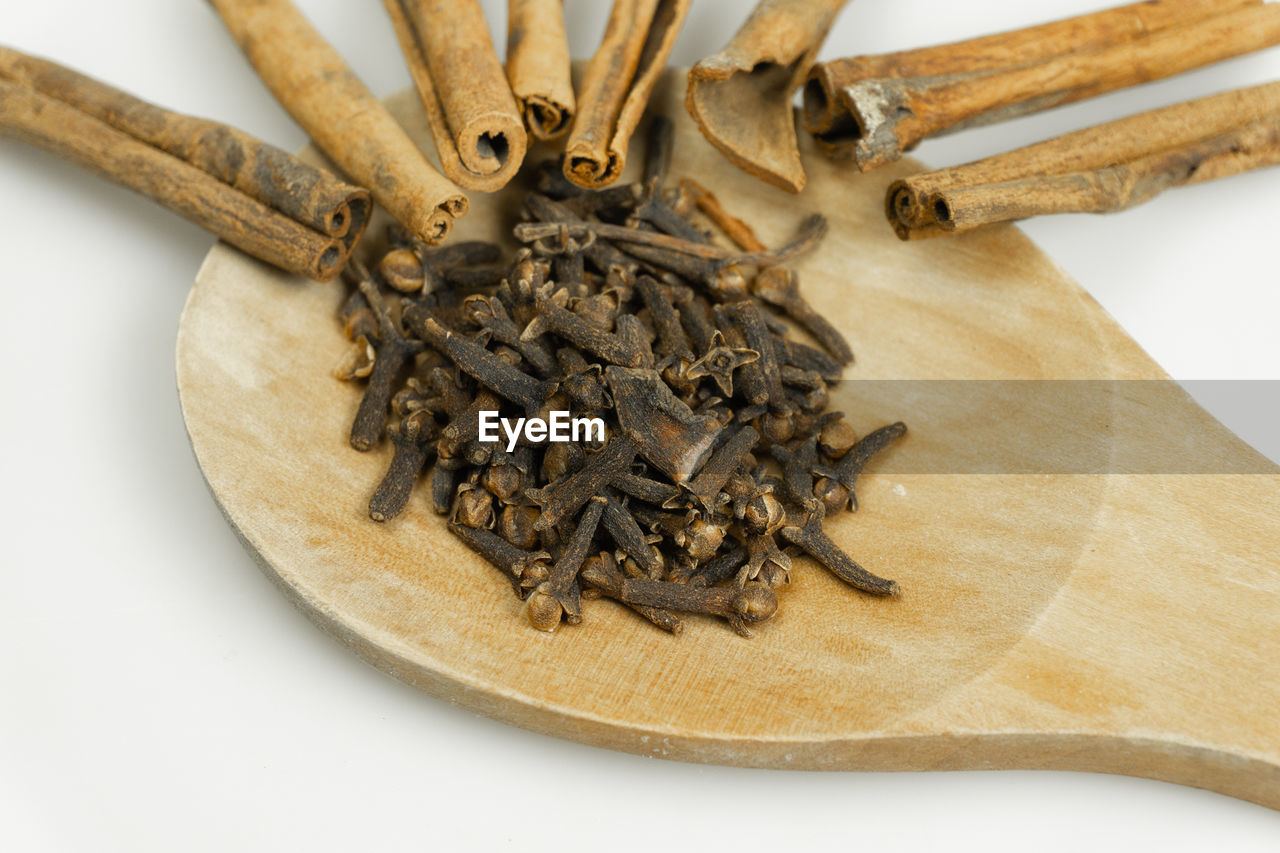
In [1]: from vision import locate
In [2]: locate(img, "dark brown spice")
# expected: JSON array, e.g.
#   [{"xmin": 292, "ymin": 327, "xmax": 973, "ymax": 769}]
[
  {"xmin": 369, "ymin": 410, "xmax": 437, "ymax": 522},
  {"xmin": 780, "ymin": 506, "xmax": 899, "ymax": 596},
  {"xmin": 526, "ymin": 495, "xmax": 608, "ymax": 630},
  {"xmin": 580, "ymin": 553, "xmax": 684, "ymax": 634},
  {"xmin": 724, "ymin": 300, "xmax": 786, "ymax": 410},
  {"xmin": 449, "ymin": 520, "xmax": 551, "ymax": 596},
  {"xmin": 527, "ymin": 436, "xmax": 637, "ymax": 531},
  {"xmin": 822, "ymin": 421, "xmax": 908, "ymax": 511},
  {"xmin": 522, "ymin": 288, "xmax": 649, "ymax": 368},
  {"xmin": 711, "ymin": 305, "xmax": 769, "ymax": 407},
  {"xmin": 600, "ymin": 492, "xmax": 663, "ymax": 577},
  {"xmin": 349, "ymin": 266, "xmax": 424, "ymax": 451},
  {"xmin": 752, "ymin": 267, "xmax": 853, "ymax": 365},
  {"xmin": 684, "ymin": 425, "xmax": 759, "ymax": 514},
  {"xmin": 333, "ymin": 147, "xmax": 906, "ymax": 638}
]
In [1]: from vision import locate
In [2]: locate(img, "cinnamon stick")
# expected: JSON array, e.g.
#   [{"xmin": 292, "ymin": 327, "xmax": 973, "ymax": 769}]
[
  {"xmin": 208, "ymin": 0, "xmax": 467, "ymax": 243},
  {"xmin": 383, "ymin": 0, "xmax": 527, "ymax": 192},
  {"xmin": 885, "ymin": 82, "xmax": 1280, "ymax": 240},
  {"xmin": 507, "ymin": 0, "xmax": 575, "ymax": 141},
  {"xmin": 563, "ymin": 0, "xmax": 691, "ymax": 188},
  {"xmin": 0, "ymin": 46, "xmax": 369, "ymax": 248},
  {"xmin": 804, "ymin": 0, "xmax": 1257, "ymax": 146},
  {"xmin": 686, "ymin": 0, "xmax": 848, "ymax": 193},
  {"xmin": 0, "ymin": 79, "xmax": 347, "ymax": 280},
  {"xmin": 802, "ymin": 0, "xmax": 1275, "ymax": 169}
]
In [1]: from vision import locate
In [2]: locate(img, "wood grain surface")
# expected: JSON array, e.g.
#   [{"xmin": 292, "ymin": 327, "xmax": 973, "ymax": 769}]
[{"xmin": 175, "ymin": 71, "xmax": 1280, "ymax": 808}]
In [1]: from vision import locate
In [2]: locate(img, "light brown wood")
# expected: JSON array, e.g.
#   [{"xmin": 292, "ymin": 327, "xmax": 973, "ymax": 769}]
[{"xmin": 176, "ymin": 73, "xmax": 1280, "ymax": 809}]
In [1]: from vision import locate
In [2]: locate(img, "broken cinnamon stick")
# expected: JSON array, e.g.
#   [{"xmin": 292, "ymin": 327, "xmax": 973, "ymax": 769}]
[
  {"xmin": 686, "ymin": 0, "xmax": 849, "ymax": 193},
  {"xmin": 803, "ymin": 0, "xmax": 1257, "ymax": 149},
  {"xmin": 563, "ymin": 0, "xmax": 691, "ymax": 188},
  {"xmin": 886, "ymin": 82, "xmax": 1280, "ymax": 239},
  {"xmin": 507, "ymin": 0, "xmax": 575, "ymax": 141},
  {"xmin": 0, "ymin": 45, "xmax": 370, "ymax": 248},
  {"xmin": 803, "ymin": 0, "xmax": 1276, "ymax": 169},
  {"xmin": 0, "ymin": 79, "xmax": 347, "ymax": 280},
  {"xmin": 208, "ymin": 0, "xmax": 467, "ymax": 243},
  {"xmin": 383, "ymin": 0, "xmax": 527, "ymax": 192}
]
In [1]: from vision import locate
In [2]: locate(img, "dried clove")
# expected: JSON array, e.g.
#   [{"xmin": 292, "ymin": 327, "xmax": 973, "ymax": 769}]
[
  {"xmin": 580, "ymin": 569, "xmax": 777, "ymax": 638},
  {"xmin": 499, "ymin": 503, "xmax": 541, "ymax": 550},
  {"xmin": 408, "ymin": 309, "xmax": 548, "ymax": 411},
  {"xmin": 522, "ymin": 287, "xmax": 649, "ymax": 369},
  {"xmin": 449, "ymin": 520, "xmax": 550, "ymax": 596},
  {"xmin": 724, "ymin": 300, "xmax": 785, "ymax": 410},
  {"xmin": 608, "ymin": 366, "xmax": 721, "ymax": 484},
  {"xmin": 349, "ymin": 267, "xmax": 424, "ymax": 451},
  {"xmin": 683, "ymin": 425, "xmax": 758, "ymax": 514},
  {"xmin": 823, "ymin": 421, "xmax": 907, "ymax": 511},
  {"xmin": 580, "ymin": 553, "xmax": 683, "ymax": 634},
  {"xmin": 712, "ymin": 305, "xmax": 769, "ymax": 407},
  {"xmin": 600, "ymin": 492, "xmax": 663, "ymax": 577},
  {"xmin": 527, "ymin": 436, "xmax": 636, "ymax": 531},
  {"xmin": 369, "ymin": 410, "xmax": 438, "ymax": 522},
  {"xmin": 780, "ymin": 506, "xmax": 899, "ymax": 597},
  {"xmin": 525, "ymin": 495, "xmax": 607, "ymax": 630},
  {"xmin": 752, "ymin": 267, "xmax": 853, "ymax": 365},
  {"xmin": 333, "ymin": 154, "xmax": 905, "ymax": 640}
]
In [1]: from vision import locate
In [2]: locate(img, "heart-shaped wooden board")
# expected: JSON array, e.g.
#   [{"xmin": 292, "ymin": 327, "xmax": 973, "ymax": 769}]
[{"xmin": 176, "ymin": 70, "xmax": 1280, "ymax": 808}]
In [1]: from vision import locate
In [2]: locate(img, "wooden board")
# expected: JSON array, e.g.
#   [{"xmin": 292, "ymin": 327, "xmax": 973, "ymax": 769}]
[{"xmin": 175, "ymin": 71, "xmax": 1280, "ymax": 808}]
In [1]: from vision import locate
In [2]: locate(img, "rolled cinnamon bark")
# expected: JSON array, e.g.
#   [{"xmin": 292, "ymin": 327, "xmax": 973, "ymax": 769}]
[
  {"xmin": 384, "ymin": 0, "xmax": 527, "ymax": 192},
  {"xmin": 803, "ymin": 0, "xmax": 1264, "ymax": 163},
  {"xmin": 507, "ymin": 0, "xmax": 575, "ymax": 141},
  {"xmin": 208, "ymin": 0, "xmax": 467, "ymax": 244},
  {"xmin": 564, "ymin": 0, "xmax": 691, "ymax": 188},
  {"xmin": 0, "ymin": 45, "xmax": 369, "ymax": 247},
  {"xmin": 885, "ymin": 82, "xmax": 1280, "ymax": 240},
  {"xmin": 0, "ymin": 79, "xmax": 347, "ymax": 280},
  {"xmin": 686, "ymin": 0, "xmax": 849, "ymax": 193}
]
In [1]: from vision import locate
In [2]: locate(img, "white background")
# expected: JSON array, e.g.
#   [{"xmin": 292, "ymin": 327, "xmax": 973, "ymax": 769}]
[{"xmin": 3, "ymin": 1, "xmax": 1278, "ymax": 850}]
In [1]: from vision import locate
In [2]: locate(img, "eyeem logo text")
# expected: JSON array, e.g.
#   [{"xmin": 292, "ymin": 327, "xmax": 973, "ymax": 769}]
[{"xmin": 478, "ymin": 410, "xmax": 606, "ymax": 452}]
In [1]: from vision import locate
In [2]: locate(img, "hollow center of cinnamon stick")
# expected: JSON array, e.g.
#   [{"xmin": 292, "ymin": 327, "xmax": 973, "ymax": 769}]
[
  {"xmin": 891, "ymin": 187, "xmax": 913, "ymax": 218},
  {"xmin": 320, "ymin": 245, "xmax": 342, "ymax": 272},
  {"xmin": 810, "ymin": 92, "xmax": 865, "ymax": 145},
  {"xmin": 475, "ymin": 131, "xmax": 510, "ymax": 171},
  {"xmin": 802, "ymin": 77, "xmax": 829, "ymax": 127}
]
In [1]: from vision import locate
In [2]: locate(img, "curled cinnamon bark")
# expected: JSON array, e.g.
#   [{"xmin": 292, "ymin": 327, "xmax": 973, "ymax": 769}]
[
  {"xmin": 803, "ymin": 0, "xmax": 1276, "ymax": 170},
  {"xmin": 563, "ymin": 0, "xmax": 691, "ymax": 188},
  {"xmin": 804, "ymin": 0, "xmax": 1257, "ymax": 147},
  {"xmin": 0, "ymin": 79, "xmax": 347, "ymax": 280},
  {"xmin": 886, "ymin": 82, "xmax": 1280, "ymax": 239},
  {"xmin": 507, "ymin": 0, "xmax": 575, "ymax": 141},
  {"xmin": 384, "ymin": 0, "xmax": 527, "ymax": 191},
  {"xmin": 0, "ymin": 45, "xmax": 370, "ymax": 248},
  {"xmin": 208, "ymin": 0, "xmax": 467, "ymax": 243},
  {"xmin": 686, "ymin": 0, "xmax": 849, "ymax": 193}
]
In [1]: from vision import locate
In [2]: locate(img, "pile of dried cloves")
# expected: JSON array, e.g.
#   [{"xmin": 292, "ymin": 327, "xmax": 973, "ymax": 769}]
[{"xmin": 333, "ymin": 119, "xmax": 906, "ymax": 637}]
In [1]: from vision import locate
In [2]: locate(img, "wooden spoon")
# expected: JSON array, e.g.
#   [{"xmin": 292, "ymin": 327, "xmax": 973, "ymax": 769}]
[{"xmin": 175, "ymin": 72, "xmax": 1280, "ymax": 808}]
